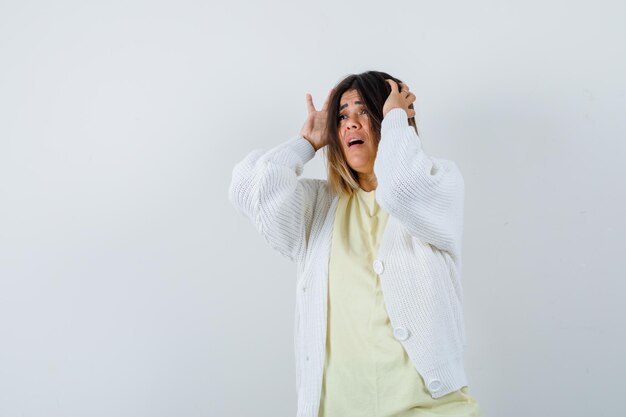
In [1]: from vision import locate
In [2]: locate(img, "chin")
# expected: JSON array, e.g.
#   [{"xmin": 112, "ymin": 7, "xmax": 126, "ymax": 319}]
[
  {"xmin": 348, "ymin": 158, "xmax": 373, "ymax": 170},
  {"xmin": 349, "ymin": 164, "xmax": 374, "ymax": 175}
]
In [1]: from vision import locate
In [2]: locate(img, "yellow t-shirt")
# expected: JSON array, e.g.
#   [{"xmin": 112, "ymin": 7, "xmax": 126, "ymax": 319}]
[{"xmin": 318, "ymin": 187, "xmax": 481, "ymax": 417}]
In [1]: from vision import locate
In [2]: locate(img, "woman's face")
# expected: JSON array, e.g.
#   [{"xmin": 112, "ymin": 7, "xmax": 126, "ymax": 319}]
[{"xmin": 337, "ymin": 89, "xmax": 378, "ymax": 176}]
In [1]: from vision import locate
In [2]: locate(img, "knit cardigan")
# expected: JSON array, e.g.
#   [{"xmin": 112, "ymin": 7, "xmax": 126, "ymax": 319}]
[{"xmin": 229, "ymin": 108, "xmax": 468, "ymax": 417}]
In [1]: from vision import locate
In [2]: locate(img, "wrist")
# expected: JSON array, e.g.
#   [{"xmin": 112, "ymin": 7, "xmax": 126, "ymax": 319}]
[
  {"xmin": 302, "ymin": 136, "xmax": 319, "ymax": 152},
  {"xmin": 381, "ymin": 108, "xmax": 410, "ymax": 136},
  {"xmin": 293, "ymin": 136, "xmax": 317, "ymax": 163},
  {"xmin": 383, "ymin": 105, "xmax": 404, "ymax": 118}
]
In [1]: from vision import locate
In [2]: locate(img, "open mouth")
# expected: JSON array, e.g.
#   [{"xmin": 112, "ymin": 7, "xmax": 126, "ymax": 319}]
[{"xmin": 348, "ymin": 138, "xmax": 365, "ymax": 147}]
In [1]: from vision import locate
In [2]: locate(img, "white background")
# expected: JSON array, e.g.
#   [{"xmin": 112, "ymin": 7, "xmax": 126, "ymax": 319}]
[{"xmin": 1, "ymin": 1, "xmax": 625, "ymax": 416}]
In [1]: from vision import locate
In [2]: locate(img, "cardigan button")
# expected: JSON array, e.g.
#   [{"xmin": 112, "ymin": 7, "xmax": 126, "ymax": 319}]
[
  {"xmin": 428, "ymin": 379, "xmax": 442, "ymax": 392},
  {"xmin": 373, "ymin": 259, "xmax": 384, "ymax": 274},
  {"xmin": 393, "ymin": 326, "xmax": 409, "ymax": 341}
]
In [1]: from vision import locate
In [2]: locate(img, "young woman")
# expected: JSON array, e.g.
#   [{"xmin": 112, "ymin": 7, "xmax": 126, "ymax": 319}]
[{"xmin": 229, "ymin": 71, "xmax": 482, "ymax": 417}]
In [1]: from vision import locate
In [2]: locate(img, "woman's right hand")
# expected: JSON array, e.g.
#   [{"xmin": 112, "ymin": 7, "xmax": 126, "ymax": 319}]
[{"xmin": 299, "ymin": 89, "xmax": 333, "ymax": 151}]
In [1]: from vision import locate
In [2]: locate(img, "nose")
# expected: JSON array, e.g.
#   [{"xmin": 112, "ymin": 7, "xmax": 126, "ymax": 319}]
[{"xmin": 344, "ymin": 114, "xmax": 361, "ymax": 131}]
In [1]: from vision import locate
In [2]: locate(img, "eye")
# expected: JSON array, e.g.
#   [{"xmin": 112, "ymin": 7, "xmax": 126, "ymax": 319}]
[{"xmin": 337, "ymin": 108, "xmax": 368, "ymax": 122}]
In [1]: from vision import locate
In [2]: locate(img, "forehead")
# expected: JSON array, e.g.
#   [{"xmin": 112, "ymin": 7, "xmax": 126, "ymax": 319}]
[{"xmin": 339, "ymin": 89, "xmax": 362, "ymax": 106}]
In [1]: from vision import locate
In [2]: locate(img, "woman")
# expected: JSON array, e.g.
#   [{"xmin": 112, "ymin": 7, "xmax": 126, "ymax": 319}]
[{"xmin": 229, "ymin": 71, "xmax": 482, "ymax": 417}]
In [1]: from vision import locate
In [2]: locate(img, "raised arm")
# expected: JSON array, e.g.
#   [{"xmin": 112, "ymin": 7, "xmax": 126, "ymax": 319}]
[
  {"xmin": 228, "ymin": 90, "xmax": 333, "ymax": 263},
  {"xmin": 374, "ymin": 81, "xmax": 465, "ymax": 263},
  {"xmin": 228, "ymin": 137, "xmax": 321, "ymax": 263}
]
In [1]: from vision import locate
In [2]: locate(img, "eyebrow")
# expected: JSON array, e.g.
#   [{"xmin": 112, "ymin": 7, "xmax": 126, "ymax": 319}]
[{"xmin": 339, "ymin": 101, "xmax": 364, "ymax": 111}]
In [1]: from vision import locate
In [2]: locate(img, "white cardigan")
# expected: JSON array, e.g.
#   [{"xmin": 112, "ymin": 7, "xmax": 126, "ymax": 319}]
[{"xmin": 229, "ymin": 108, "xmax": 468, "ymax": 417}]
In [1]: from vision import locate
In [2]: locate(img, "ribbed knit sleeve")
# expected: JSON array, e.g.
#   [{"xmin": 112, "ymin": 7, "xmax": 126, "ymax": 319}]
[
  {"xmin": 228, "ymin": 136, "xmax": 320, "ymax": 263},
  {"xmin": 374, "ymin": 108, "xmax": 465, "ymax": 264}
]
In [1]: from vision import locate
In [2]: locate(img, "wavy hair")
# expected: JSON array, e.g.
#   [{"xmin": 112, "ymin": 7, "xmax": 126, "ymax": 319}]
[{"xmin": 322, "ymin": 70, "xmax": 418, "ymax": 197}]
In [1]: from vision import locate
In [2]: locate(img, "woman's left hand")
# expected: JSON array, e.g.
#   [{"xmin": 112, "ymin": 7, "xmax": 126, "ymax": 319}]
[{"xmin": 383, "ymin": 79, "xmax": 416, "ymax": 119}]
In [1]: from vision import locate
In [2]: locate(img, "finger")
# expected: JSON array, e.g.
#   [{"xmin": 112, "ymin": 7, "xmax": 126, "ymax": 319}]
[
  {"xmin": 399, "ymin": 82, "xmax": 410, "ymax": 91},
  {"xmin": 407, "ymin": 92, "xmax": 416, "ymax": 102},
  {"xmin": 321, "ymin": 88, "xmax": 333, "ymax": 112},
  {"xmin": 386, "ymin": 79, "xmax": 399, "ymax": 93},
  {"xmin": 305, "ymin": 93, "xmax": 316, "ymax": 114},
  {"xmin": 407, "ymin": 109, "xmax": 416, "ymax": 118}
]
